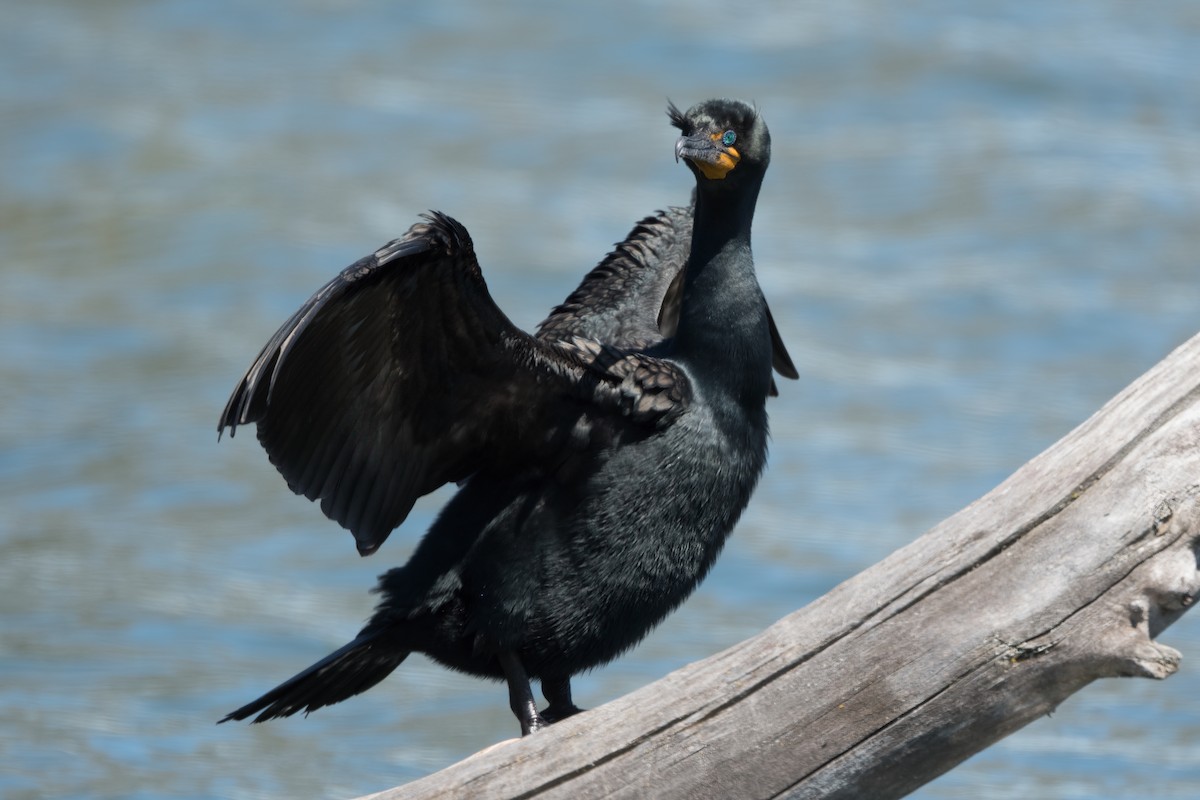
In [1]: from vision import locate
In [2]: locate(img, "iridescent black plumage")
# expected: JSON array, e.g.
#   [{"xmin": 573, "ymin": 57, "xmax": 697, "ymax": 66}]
[{"xmin": 219, "ymin": 99, "xmax": 792, "ymax": 735}]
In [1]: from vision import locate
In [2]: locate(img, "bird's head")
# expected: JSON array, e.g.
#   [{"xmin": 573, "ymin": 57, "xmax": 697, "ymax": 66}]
[{"xmin": 668, "ymin": 98, "xmax": 770, "ymax": 184}]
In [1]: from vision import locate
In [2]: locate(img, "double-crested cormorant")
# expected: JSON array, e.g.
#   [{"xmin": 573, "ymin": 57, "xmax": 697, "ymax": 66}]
[{"xmin": 218, "ymin": 99, "xmax": 794, "ymax": 735}]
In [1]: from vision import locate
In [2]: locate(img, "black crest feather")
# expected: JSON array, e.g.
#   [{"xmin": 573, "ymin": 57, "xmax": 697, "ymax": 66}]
[{"xmin": 666, "ymin": 100, "xmax": 688, "ymax": 131}]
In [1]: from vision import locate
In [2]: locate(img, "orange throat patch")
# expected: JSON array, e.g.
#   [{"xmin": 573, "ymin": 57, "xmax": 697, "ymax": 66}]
[{"xmin": 696, "ymin": 148, "xmax": 739, "ymax": 180}]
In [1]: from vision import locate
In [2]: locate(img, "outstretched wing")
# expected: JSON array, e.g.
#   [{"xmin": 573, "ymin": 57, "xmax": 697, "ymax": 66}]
[
  {"xmin": 220, "ymin": 212, "xmax": 689, "ymax": 555},
  {"xmin": 537, "ymin": 203, "xmax": 799, "ymax": 393},
  {"xmin": 537, "ymin": 205, "xmax": 693, "ymax": 348}
]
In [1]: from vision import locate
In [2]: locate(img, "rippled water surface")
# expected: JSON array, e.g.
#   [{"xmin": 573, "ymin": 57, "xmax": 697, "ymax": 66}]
[{"xmin": 3, "ymin": 2, "xmax": 1200, "ymax": 798}]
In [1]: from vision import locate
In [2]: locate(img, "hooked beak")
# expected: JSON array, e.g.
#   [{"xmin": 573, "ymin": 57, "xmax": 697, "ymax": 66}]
[
  {"xmin": 674, "ymin": 133, "xmax": 740, "ymax": 180},
  {"xmin": 674, "ymin": 132, "xmax": 715, "ymax": 163}
]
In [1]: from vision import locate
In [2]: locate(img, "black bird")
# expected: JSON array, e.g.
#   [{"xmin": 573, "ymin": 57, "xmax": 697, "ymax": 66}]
[{"xmin": 218, "ymin": 98, "xmax": 794, "ymax": 736}]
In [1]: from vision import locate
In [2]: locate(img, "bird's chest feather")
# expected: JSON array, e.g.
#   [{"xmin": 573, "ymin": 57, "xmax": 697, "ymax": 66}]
[{"xmin": 462, "ymin": 406, "xmax": 767, "ymax": 655}]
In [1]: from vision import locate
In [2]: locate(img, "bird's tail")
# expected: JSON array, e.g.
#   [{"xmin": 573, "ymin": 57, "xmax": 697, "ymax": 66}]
[{"xmin": 220, "ymin": 630, "xmax": 409, "ymax": 723}]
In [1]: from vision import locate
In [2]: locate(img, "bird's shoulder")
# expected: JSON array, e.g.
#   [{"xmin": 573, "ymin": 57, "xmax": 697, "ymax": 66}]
[{"xmin": 548, "ymin": 335, "xmax": 692, "ymax": 428}]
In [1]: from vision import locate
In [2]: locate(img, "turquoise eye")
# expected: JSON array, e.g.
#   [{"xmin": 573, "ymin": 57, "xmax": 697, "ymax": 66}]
[{"xmin": 721, "ymin": 130, "xmax": 737, "ymax": 147}]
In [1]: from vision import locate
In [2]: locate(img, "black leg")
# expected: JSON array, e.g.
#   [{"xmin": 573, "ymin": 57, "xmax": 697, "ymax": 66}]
[
  {"xmin": 540, "ymin": 674, "xmax": 584, "ymax": 723},
  {"xmin": 498, "ymin": 651, "xmax": 546, "ymax": 736}
]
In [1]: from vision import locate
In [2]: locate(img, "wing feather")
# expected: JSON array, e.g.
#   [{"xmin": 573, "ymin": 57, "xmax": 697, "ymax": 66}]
[{"xmin": 220, "ymin": 212, "xmax": 691, "ymax": 555}]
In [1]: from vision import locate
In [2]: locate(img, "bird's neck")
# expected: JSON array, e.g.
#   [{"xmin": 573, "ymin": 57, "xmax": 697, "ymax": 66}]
[{"xmin": 673, "ymin": 182, "xmax": 772, "ymax": 414}]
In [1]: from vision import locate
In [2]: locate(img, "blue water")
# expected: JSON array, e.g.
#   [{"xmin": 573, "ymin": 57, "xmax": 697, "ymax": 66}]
[{"xmin": 3, "ymin": 1, "xmax": 1199, "ymax": 797}]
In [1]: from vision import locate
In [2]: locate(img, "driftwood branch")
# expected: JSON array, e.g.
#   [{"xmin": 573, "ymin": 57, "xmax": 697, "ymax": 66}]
[{"xmin": 362, "ymin": 332, "xmax": 1200, "ymax": 800}]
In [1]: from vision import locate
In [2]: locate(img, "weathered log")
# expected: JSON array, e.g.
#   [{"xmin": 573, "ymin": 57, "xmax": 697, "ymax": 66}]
[{"xmin": 361, "ymin": 332, "xmax": 1200, "ymax": 800}]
